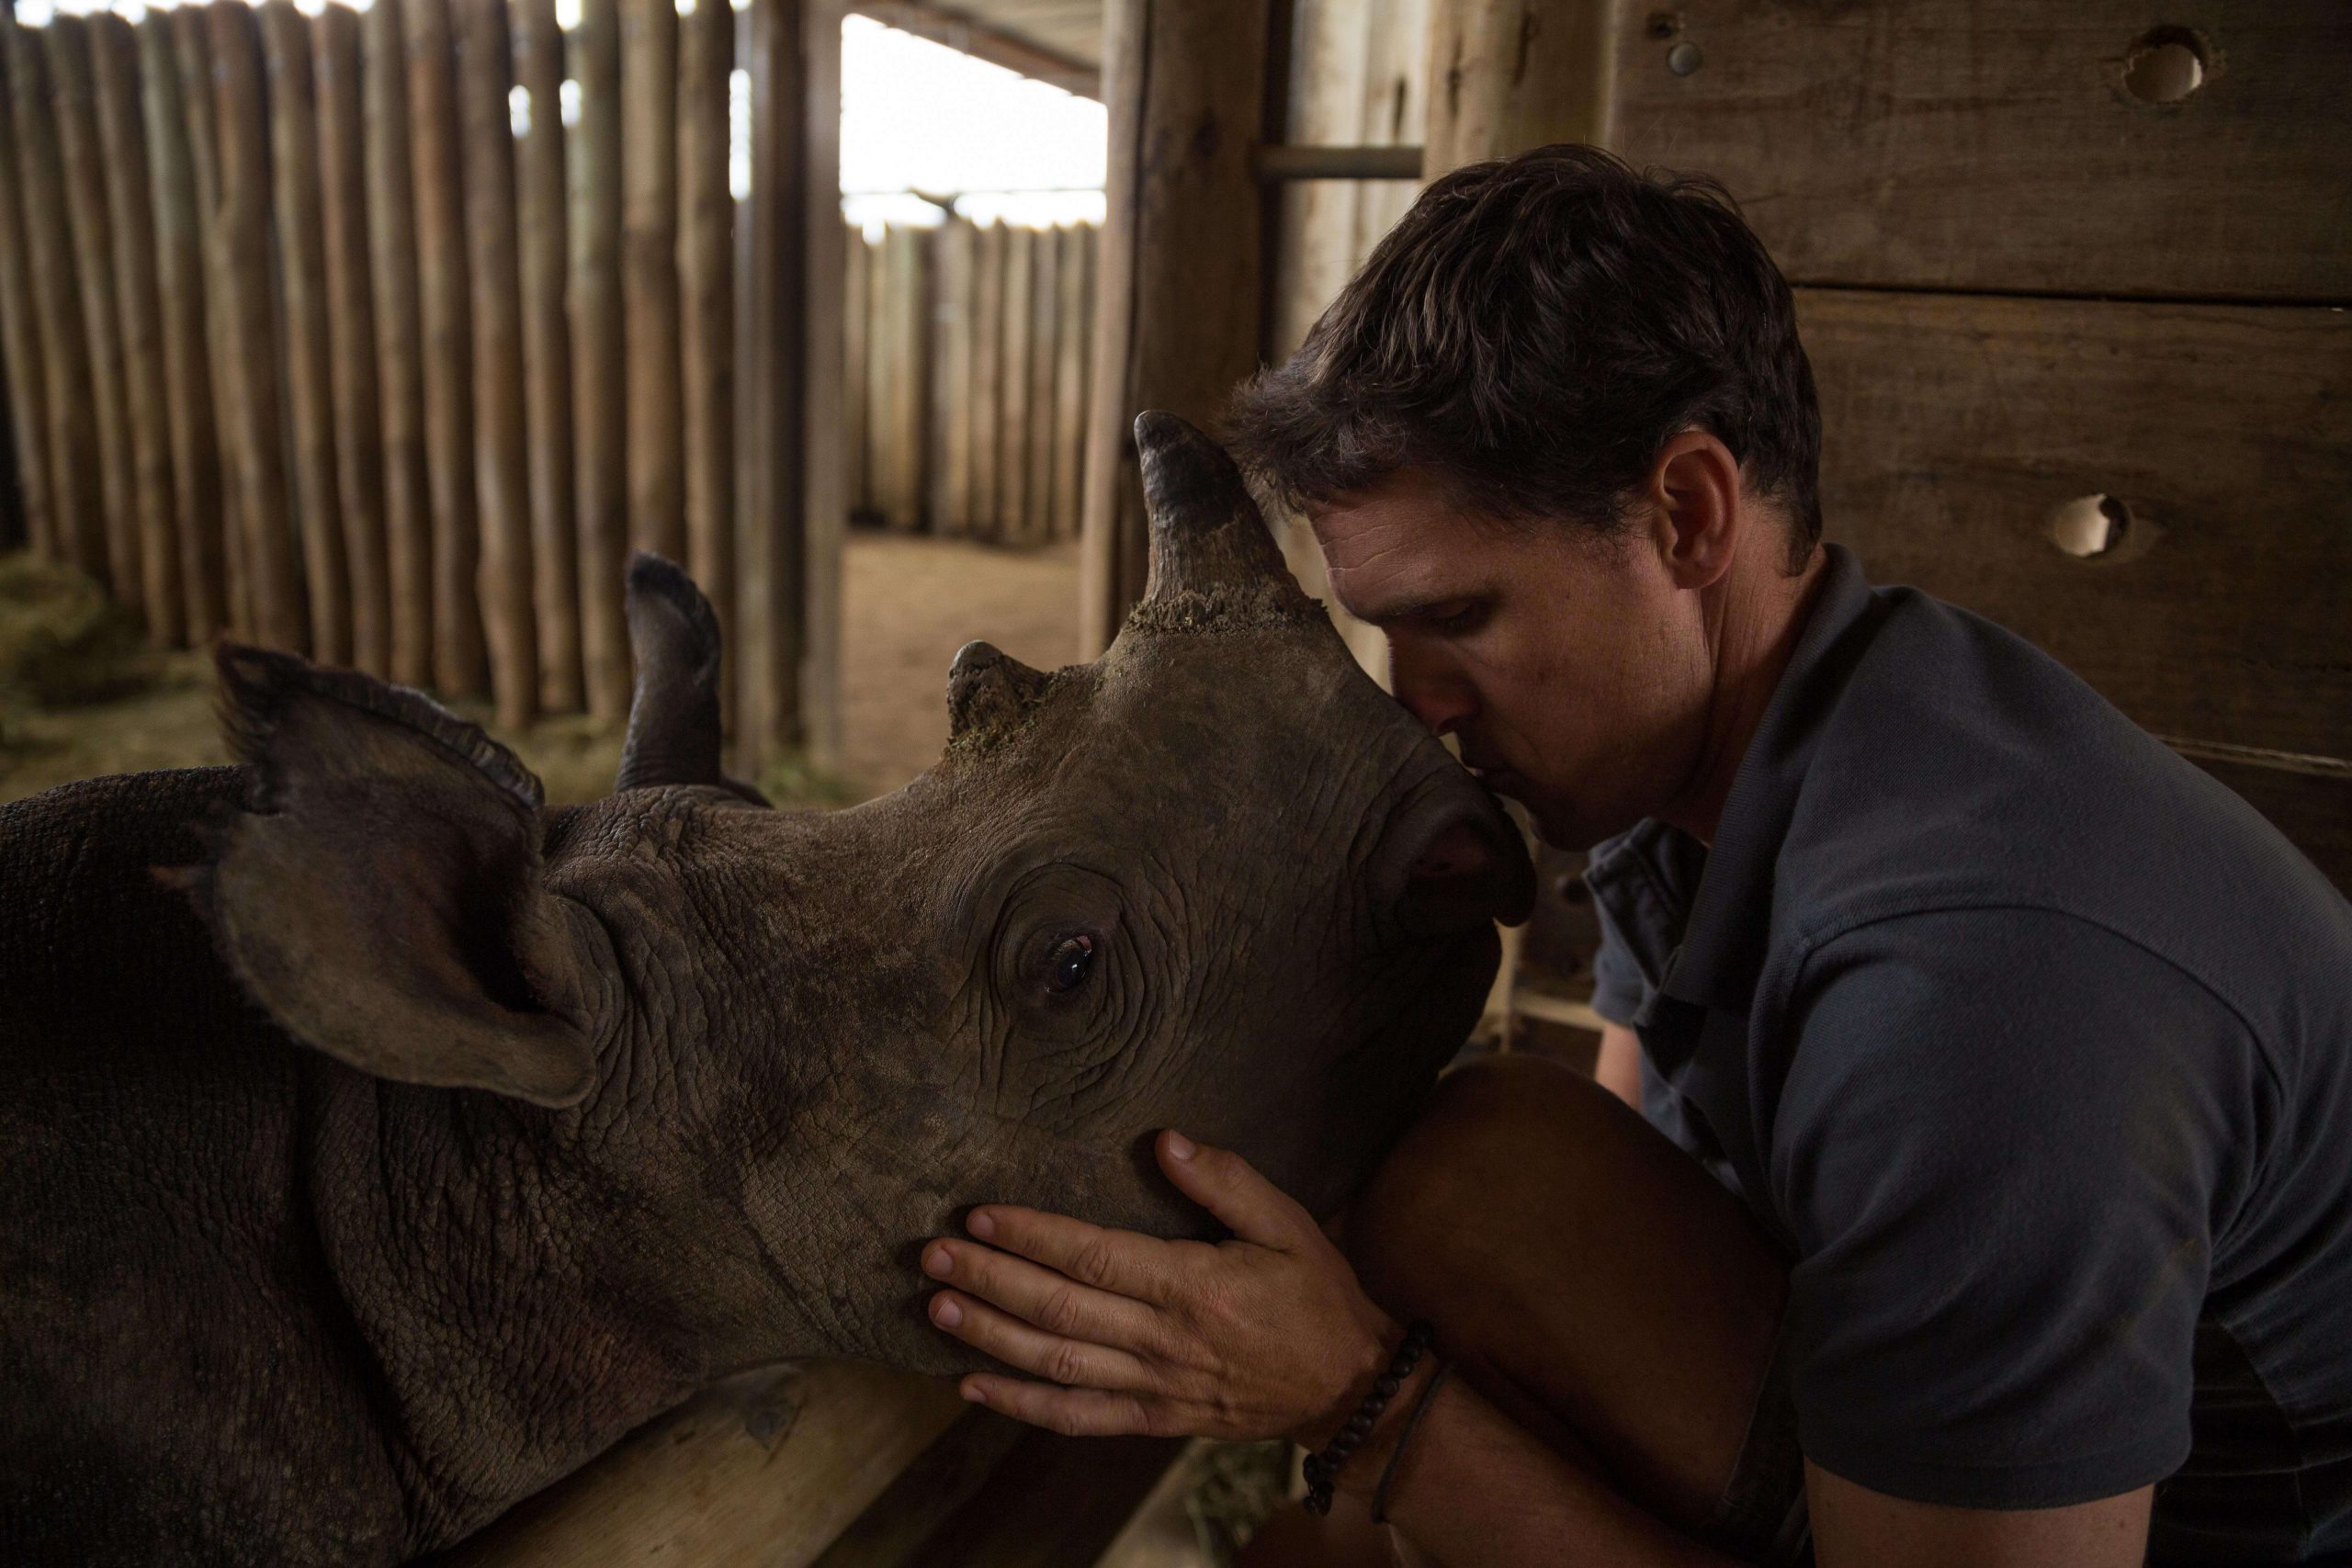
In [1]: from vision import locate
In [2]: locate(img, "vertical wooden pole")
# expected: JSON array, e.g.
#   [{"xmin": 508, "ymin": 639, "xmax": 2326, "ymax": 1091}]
[
  {"xmin": 48, "ymin": 18, "xmax": 142, "ymax": 615},
  {"xmin": 793, "ymin": 0, "xmax": 843, "ymax": 762},
  {"xmin": 879, "ymin": 224, "xmax": 924, "ymax": 532},
  {"xmin": 842, "ymin": 220, "xmax": 869, "ymax": 517},
  {"xmin": 170, "ymin": 7, "xmax": 246, "ymax": 637},
  {"xmin": 997, "ymin": 223, "xmax": 1032, "ymax": 545},
  {"xmin": 967, "ymin": 220, "xmax": 1002, "ymax": 542},
  {"xmin": 92, "ymin": 14, "xmax": 182, "ymax": 647},
  {"xmin": 925, "ymin": 216, "xmax": 973, "ymax": 538},
  {"xmin": 1420, "ymin": 0, "xmax": 1614, "ymax": 178},
  {"xmin": 738, "ymin": 0, "xmax": 829, "ymax": 764},
  {"xmin": 6, "ymin": 22, "xmax": 101, "ymax": 581},
  {"xmin": 1023, "ymin": 220, "xmax": 1058, "ymax": 547},
  {"xmin": 314, "ymin": 5, "xmax": 390, "ymax": 677},
  {"xmin": 139, "ymin": 14, "xmax": 226, "ymax": 642},
  {"xmin": 572, "ymin": 0, "xmax": 629, "ymax": 725},
  {"xmin": 209, "ymin": 1, "xmax": 306, "ymax": 652},
  {"xmin": 1272, "ymin": 0, "xmax": 1367, "ymax": 357},
  {"xmin": 622, "ymin": 0, "xmax": 682, "ymax": 563},
  {"xmin": 514, "ymin": 0, "xmax": 578, "ymax": 711},
  {"xmin": 1081, "ymin": 0, "xmax": 1272, "ymax": 655},
  {"xmin": 406, "ymin": 0, "xmax": 485, "ymax": 694},
  {"xmin": 1352, "ymin": 0, "xmax": 1430, "ymax": 253},
  {"xmin": 1050, "ymin": 222, "xmax": 1091, "ymax": 541},
  {"xmin": 455, "ymin": 0, "xmax": 537, "ymax": 728},
  {"xmin": 678, "ymin": 0, "xmax": 732, "ymax": 678},
  {"xmin": 365, "ymin": 0, "xmax": 434, "ymax": 687},
  {"xmin": 261, "ymin": 0, "xmax": 349, "ymax": 665},
  {"xmin": 861, "ymin": 223, "xmax": 890, "ymax": 524},
  {"xmin": 0, "ymin": 16, "xmax": 53, "ymax": 564}
]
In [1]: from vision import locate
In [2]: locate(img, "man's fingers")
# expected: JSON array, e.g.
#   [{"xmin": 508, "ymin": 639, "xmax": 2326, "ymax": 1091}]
[
  {"xmin": 922, "ymin": 1238, "xmax": 1164, "ymax": 1353},
  {"xmin": 959, "ymin": 1375, "xmax": 1161, "ymax": 1438},
  {"xmin": 929, "ymin": 1289, "xmax": 1156, "ymax": 1393},
  {"xmin": 1157, "ymin": 1131, "xmax": 1316, "ymax": 1250},
  {"xmin": 966, "ymin": 1205, "xmax": 1175, "ymax": 1303}
]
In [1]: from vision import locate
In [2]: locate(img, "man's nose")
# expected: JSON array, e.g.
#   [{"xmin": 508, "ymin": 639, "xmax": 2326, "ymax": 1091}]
[{"xmin": 1389, "ymin": 641, "xmax": 1477, "ymax": 739}]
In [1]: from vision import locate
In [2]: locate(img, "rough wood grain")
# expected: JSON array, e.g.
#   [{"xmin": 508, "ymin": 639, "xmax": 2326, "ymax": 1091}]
[
  {"xmin": 92, "ymin": 13, "xmax": 183, "ymax": 647},
  {"xmin": 455, "ymin": 0, "xmax": 537, "ymax": 728},
  {"xmin": 925, "ymin": 218, "xmax": 974, "ymax": 537},
  {"xmin": 843, "ymin": 222, "xmax": 870, "ymax": 516},
  {"xmin": 0, "ymin": 17, "xmax": 53, "ymax": 563},
  {"xmin": 48, "ymin": 17, "xmax": 141, "ymax": 614},
  {"xmin": 1351, "ymin": 0, "xmax": 1428, "ymax": 256},
  {"xmin": 1049, "ymin": 222, "xmax": 1090, "ymax": 541},
  {"xmin": 406, "ymin": 0, "xmax": 486, "ymax": 694},
  {"xmin": 1023, "ymin": 222, "xmax": 1058, "ymax": 547},
  {"xmin": 170, "ymin": 6, "xmax": 248, "ymax": 637},
  {"xmin": 1082, "ymin": 0, "xmax": 1271, "ymax": 653},
  {"xmin": 444, "ymin": 1363, "xmax": 966, "ymax": 1568},
  {"xmin": 996, "ymin": 223, "xmax": 1032, "ymax": 542},
  {"xmin": 1611, "ymin": 2, "xmax": 2352, "ymax": 301},
  {"xmin": 1803, "ymin": 288, "xmax": 2351, "ymax": 761},
  {"xmin": 678, "ymin": 0, "xmax": 732, "ymax": 688},
  {"xmin": 364, "ymin": 0, "xmax": 433, "ymax": 687},
  {"xmin": 967, "ymin": 220, "xmax": 1003, "ymax": 541},
  {"xmin": 1272, "ymin": 0, "xmax": 1367, "ymax": 359},
  {"xmin": 571, "ymin": 0, "xmax": 628, "ymax": 723},
  {"xmin": 138, "ymin": 13, "xmax": 225, "ymax": 642},
  {"xmin": 1422, "ymin": 0, "xmax": 1611, "ymax": 178},
  {"xmin": 261, "ymin": 0, "xmax": 349, "ymax": 664},
  {"xmin": 511, "ymin": 0, "xmax": 575, "ymax": 710},
  {"xmin": 314, "ymin": 5, "xmax": 389, "ymax": 677},
  {"xmin": 209, "ymin": 2, "xmax": 307, "ymax": 652},
  {"xmin": 621, "ymin": 0, "xmax": 683, "ymax": 561}
]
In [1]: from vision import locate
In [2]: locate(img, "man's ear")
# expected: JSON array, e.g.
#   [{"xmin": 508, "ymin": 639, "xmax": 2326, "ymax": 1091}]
[
  {"xmin": 1647, "ymin": 431, "xmax": 1746, "ymax": 591},
  {"xmin": 186, "ymin": 646, "xmax": 614, "ymax": 1108},
  {"xmin": 617, "ymin": 551, "xmax": 768, "ymax": 803}
]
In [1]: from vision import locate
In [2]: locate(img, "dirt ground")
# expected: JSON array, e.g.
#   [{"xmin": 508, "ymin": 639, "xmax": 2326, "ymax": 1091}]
[{"xmin": 0, "ymin": 532, "xmax": 1080, "ymax": 808}]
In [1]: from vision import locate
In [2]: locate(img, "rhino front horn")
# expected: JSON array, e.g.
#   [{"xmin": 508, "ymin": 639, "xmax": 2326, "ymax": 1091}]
[
  {"xmin": 948, "ymin": 639, "xmax": 1049, "ymax": 742},
  {"xmin": 1135, "ymin": 411, "xmax": 1295, "ymax": 604}
]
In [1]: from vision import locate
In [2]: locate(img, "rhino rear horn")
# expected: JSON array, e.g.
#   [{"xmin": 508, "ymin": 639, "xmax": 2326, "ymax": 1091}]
[
  {"xmin": 617, "ymin": 553, "xmax": 766, "ymax": 802},
  {"xmin": 1135, "ymin": 411, "xmax": 1295, "ymax": 604},
  {"xmin": 947, "ymin": 639, "xmax": 1050, "ymax": 742}
]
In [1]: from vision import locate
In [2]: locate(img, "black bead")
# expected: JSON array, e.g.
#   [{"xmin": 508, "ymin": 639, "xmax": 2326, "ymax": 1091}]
[{"xmin": 1375, "ymin": 1375, "xmax": 1401, "ymax": 1398}]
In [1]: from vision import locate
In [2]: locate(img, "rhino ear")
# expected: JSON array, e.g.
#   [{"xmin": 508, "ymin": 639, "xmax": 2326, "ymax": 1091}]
[
  {"xmin": 947, "ymin": 639, "xmax": 1050, "ymax": 742},
  {"xmin": 187, "ymin": 646, "xmax": 610, "ymax": 1108},
  {"xmin": 616, "ymin": 552, "xmax": 765, "ymax": 802}
]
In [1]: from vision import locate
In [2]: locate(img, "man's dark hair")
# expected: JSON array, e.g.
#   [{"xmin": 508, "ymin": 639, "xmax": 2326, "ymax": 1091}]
[{"xmin": 1226, "ymin": 144, "xmax": 1823, "ymax": 571}]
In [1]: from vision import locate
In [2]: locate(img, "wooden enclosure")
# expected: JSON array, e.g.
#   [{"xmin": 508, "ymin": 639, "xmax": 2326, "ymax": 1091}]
[
  {"xmin": 0, "ymin": 0, "xmax": 844, "ymax": 767},
  {"xmin": 844, "ymin": 216, "xmax": 1099, "ymax": 543}
]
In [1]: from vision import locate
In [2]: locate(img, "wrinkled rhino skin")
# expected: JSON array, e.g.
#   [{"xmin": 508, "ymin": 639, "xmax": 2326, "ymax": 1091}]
[{"xmin": 0, "ymin": 415, "xmax": 1532, "ymax": 1564}]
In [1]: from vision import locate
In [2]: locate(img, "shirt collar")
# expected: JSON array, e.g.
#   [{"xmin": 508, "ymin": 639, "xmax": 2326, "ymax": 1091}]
[{"xmin": 1657, "ymin": 543, "xmax": 1884, "ymax": 1016}]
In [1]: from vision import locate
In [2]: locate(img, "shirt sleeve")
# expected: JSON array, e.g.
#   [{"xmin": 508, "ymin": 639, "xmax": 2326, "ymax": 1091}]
[
  {"xmin": 1771, "ymin": 908, "xmax": 2264, "ymax": 1509},
  {"xmin": 1587, "ymin": 887, "xmax": 1649, "ymax": 1028}
]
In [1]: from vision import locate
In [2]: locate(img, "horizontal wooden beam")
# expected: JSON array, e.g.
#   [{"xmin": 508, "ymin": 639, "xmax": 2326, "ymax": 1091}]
[
  {"xmin": 850, "ymin": 3, "xmax": 1099, "ymax": 100},
  {"xmin": 1255, "ymin": 142, "xmax": 1425, "ymax": 181}
]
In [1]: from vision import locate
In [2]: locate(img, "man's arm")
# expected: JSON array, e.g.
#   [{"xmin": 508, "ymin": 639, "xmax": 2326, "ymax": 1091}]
[
  {"xmin": 1808, "ymin": 1466, "xmax": 2152, "ymax": 1568},
  {"xmin": 1595, "ymin": 1020, "xmax": 1644, "ymax": 1109}
]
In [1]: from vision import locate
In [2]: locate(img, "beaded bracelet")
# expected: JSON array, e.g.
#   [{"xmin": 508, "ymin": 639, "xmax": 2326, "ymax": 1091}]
[
  {"xmin": 1301, "ymin": 1319, "xmax": 1436, "ymax": 1516},
  {"xmin": 1371, "ymin": 1360, "xmax": 1451, "ymax": 1525}
]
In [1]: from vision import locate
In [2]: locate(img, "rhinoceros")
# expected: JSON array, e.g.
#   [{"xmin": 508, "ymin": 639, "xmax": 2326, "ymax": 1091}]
[{"xmin": 0, "ymin": 414, "xmax": 1532, "ymax": 1564}]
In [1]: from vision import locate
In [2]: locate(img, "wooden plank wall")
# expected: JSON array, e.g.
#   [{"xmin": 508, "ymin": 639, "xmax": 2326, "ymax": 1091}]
[
  {"xmin": 1611, "ymin": 0, "xmax": 2352, "ymax": 893},
  {"xmin": 0, "ymin": 0, "xmax": 839, "ymax": 768},
  {"xmin": 845, "ymin": 219, "xmax": 1099, "ymax": 543}
]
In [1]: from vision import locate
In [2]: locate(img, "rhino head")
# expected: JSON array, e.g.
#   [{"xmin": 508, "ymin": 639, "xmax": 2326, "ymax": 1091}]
[{"xmin": 196, "ymin": 413, "xmax": 1532, "ymax": 1384}]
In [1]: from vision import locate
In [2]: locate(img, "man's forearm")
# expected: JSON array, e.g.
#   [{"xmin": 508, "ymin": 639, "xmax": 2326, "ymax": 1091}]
[{"xmin": 1341, "ymin": 1362, "xmax": 1743, "ymax": 1568}]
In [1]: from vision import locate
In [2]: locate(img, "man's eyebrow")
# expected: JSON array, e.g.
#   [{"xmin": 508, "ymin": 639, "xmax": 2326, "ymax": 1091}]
[{"xmin": 1340, "ymin": 586, "xmax": 1479, "ymax": 626}]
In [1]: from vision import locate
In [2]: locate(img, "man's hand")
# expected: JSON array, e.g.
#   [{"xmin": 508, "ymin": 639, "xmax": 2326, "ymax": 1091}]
[{"xmin": 922, "ymin": 1130, "xmax": 1402, "ymax": 1445}]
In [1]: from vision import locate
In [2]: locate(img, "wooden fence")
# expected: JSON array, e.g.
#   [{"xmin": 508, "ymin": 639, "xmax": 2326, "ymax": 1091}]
[
  {"xmin": 844, "ymin": 217, "xmax": 1095, "ymax": 543},
  {"xmin": 0, "ymin": 0, "xmax": 832, "ymax": 755}
]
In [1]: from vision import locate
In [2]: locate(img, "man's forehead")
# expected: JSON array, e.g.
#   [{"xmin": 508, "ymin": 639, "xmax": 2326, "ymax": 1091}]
[{"xmin": 1306, "ymin": 472, "xmax": 1493, "ymax": 615}]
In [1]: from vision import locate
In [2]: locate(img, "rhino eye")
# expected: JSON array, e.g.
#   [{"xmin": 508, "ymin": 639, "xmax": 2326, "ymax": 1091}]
[{"xmin": 1047, "ymin": 934, "xmax": 1096, "ymax": 993}]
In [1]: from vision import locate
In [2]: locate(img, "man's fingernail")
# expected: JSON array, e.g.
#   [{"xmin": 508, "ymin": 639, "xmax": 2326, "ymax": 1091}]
[
  {"xmin": 923, "ymin": 1246, "xmax": 954, "ymax": 1279},
  {"xmin": 932, "ymin": 1295, "xmax": 963, "ymax": 1328},
  {"xmin": 962, "ymin": 1380, "xmax": 988, "ymax": 1404},
  {"xmin": 967, "ymin": 1210, "xmax": 996, "ymax": 1240},
  {"xmin": 1166, "ymin": 1131, "xmax": 1196, "ymax": 1160}
]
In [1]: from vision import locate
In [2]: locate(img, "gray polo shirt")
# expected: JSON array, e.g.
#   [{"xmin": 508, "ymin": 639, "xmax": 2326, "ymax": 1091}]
[{"xmin": 1587, "ymin": 545, "xmax": 2352, "ymax": 1561}]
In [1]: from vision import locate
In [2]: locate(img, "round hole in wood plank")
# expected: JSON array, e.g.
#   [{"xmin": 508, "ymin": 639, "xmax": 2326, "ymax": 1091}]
[
  {"xmin": 2124, "ymin": 28, "xmax": 2206, "ymax": 104},
  {"xmin": 2049, "ymin": 494, "xmax": 2132, "ymax": 558},
  {"xmin": 1667, "ymin": 40, "xmax": 1703, "ymax": 75}
]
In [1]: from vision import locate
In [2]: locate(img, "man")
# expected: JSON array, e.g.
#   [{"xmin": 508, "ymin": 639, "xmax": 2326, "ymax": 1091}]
[{"xmin": 914, "ymin": 145, "xmax": 2352, "ymax": 1564}]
